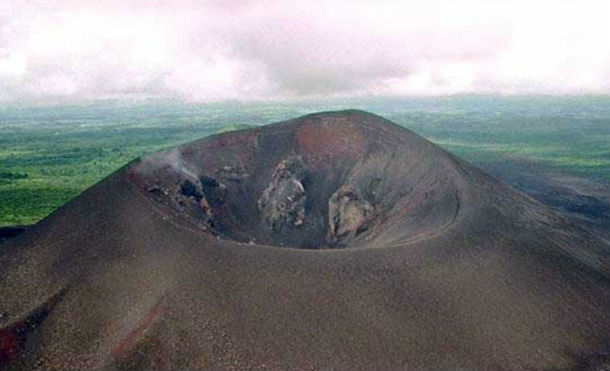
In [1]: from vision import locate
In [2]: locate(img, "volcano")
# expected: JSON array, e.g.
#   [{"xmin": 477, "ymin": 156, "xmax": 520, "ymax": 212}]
[{"xmin": 1, "ymin": 110, "xmax": 609, "ymax": 370}]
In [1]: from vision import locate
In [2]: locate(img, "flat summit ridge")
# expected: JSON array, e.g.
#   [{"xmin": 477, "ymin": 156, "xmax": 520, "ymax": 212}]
[{"xmin": 1, "ymin": 110, "xmax": 609, "ymax": 370}]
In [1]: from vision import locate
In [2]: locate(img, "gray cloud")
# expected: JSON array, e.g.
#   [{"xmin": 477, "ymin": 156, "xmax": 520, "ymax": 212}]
[{"xmin": 0, "ymin": 0, "xmax": 608, "ymax": 102}]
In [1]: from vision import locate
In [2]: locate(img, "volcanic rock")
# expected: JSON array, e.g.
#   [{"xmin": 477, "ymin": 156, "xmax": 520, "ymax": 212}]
[
  {"xmin": 328, "ymin": 184, "xmax": 374, "ymax": 244},
  {"xmin": 258, "ymin": 157, "xmax": 307, "ymax": 232}
]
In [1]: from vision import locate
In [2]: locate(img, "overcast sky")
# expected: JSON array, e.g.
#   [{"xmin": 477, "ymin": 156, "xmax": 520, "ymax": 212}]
[{"xmin": 1, "ymin": 0, "xmax": 609, "ymax": 102}]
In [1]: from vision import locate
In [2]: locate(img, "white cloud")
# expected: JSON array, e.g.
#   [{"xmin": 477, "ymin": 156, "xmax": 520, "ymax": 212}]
[{"xmin": 0, "ymin": 0, "xmax": 608, "ymax": 102}]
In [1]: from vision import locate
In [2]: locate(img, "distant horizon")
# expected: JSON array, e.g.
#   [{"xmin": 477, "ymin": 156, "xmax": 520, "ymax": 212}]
[{"xmin": 1, "ymin": 93, "xmax": 609, "ymax": 110}]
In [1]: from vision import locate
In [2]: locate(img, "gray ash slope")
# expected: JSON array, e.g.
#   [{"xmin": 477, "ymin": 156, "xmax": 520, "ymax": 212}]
[{"xmin": 1, "ymin": 110, "xmax": 609, "ymax": 371}]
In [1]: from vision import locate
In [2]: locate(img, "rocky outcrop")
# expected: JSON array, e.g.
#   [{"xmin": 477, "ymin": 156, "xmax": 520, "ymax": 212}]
[
  {"xmin": 199, "ymin": 175, "xmax": 227, "ymax": 205},
  {"xmin": 171, "ymin": 176, "xmax": 227, "ymax": 228},
  {"xmin": 328, "ymin": 184, "xmax": 374, "ymax": 244},
  {"xmin": 258, "ymin": 157, "xmax": 307, "ymax": 232}
]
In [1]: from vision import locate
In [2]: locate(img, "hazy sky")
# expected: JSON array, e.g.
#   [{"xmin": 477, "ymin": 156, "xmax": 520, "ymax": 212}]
[{"xmin": 1, "ymin": 0, "xmax": 609, "ymax": 102}]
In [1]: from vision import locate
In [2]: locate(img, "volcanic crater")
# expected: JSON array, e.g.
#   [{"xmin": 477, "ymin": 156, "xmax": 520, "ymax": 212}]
[
  {"xmin": 132, "ymin": 110, "xmax": 461, "ymax": 250},
  {"xmin": 1, "ymin": 110, "xmax": 609, "ymax": 371}
]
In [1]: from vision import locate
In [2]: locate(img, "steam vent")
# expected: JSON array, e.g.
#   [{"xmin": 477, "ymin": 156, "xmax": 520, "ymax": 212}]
[{"xmin": 1, "ymin": 110, "xmax": 609, "ymax": 370}]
